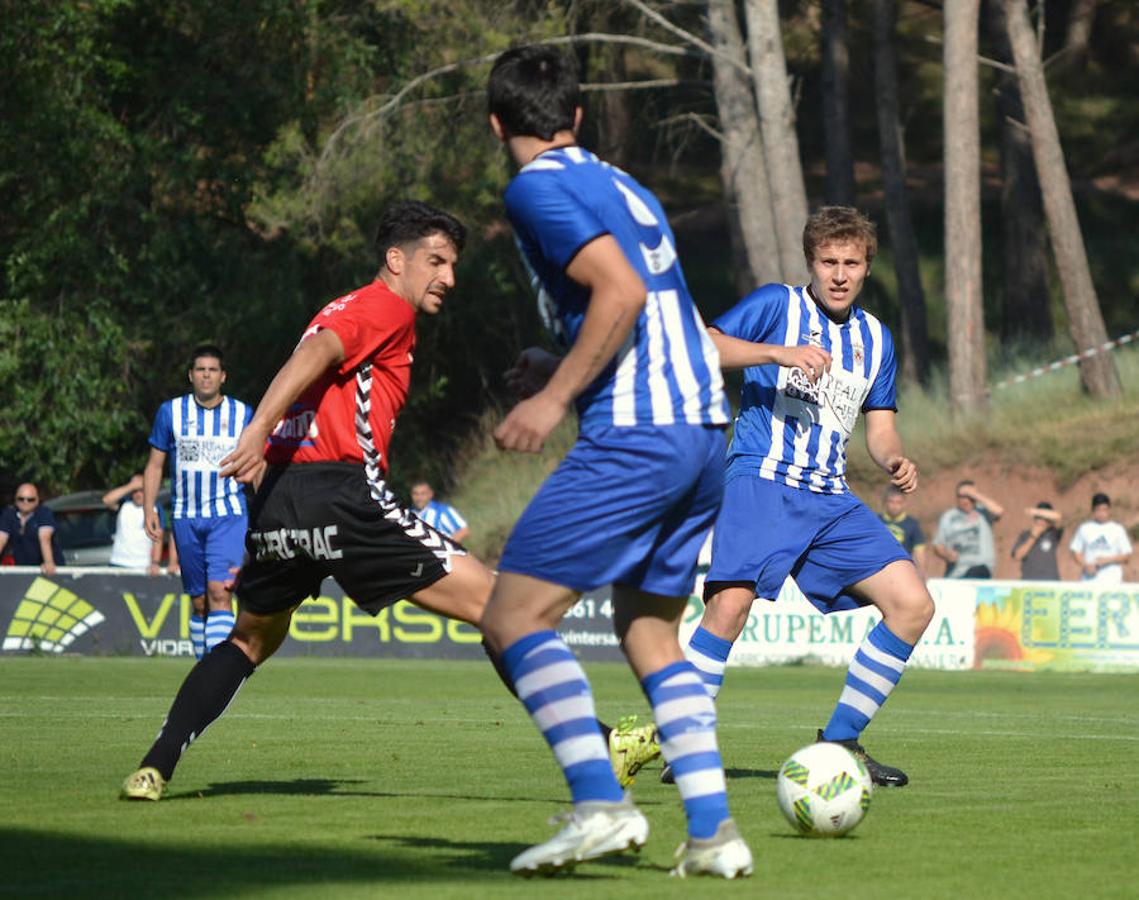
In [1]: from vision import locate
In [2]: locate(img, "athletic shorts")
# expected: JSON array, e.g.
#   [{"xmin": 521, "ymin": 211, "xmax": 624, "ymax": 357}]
[
  {"xmin": 173, "ymin": 515, "xmax": 247, "ymax": 598},
  {"xmin": 235, "ymin": 463, "xmax": 466, "ymax": 616},
  {"xmin": 705, "ymin": 474, "xmax": 909, "ymax": 613},
  {"xmin": 498, "ymin": 425, "xmax": 726, "ymax": 596}
]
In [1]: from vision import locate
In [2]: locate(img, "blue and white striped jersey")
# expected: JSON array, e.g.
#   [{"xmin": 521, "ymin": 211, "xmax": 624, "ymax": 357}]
[
  {"xmin": 414, "ymin": 499, "xmax": 467, "ymax": 538},
  {"xmin": 713, "ymin": 283, "xmax": 897, "ymax": 494},
  {"xmin": 149, "ymin": 394, "xmax": 254, "ymax": 519},
  {"xmin": 504, "ymin": 146, "xmax": 729, "ymax": 433}
]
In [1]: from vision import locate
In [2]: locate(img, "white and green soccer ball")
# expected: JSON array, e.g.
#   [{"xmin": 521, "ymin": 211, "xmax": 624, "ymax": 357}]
[{"xmin": 776, "ymin": 742, "xmax": 873, "ymax": 837}]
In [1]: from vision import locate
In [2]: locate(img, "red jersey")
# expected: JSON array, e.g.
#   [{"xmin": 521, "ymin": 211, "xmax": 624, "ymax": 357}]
[{"xmin": 265, "ymin": 280, "xmax": 415, "ymax": 473}]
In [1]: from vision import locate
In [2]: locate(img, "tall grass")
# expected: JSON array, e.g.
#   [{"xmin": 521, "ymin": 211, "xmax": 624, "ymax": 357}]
[
  {"xmin": 847, "ymin": 344, "xmax": 1139, "ymax": 487},
  {"xmin": 454, "ymin": 347, "xmax": 1138, "ymax": 560}
]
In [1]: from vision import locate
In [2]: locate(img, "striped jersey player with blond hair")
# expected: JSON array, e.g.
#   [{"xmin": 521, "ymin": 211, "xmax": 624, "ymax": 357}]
[{"xmin": 679, "ymin": 206, "xmax": 934, "ymax": 789}]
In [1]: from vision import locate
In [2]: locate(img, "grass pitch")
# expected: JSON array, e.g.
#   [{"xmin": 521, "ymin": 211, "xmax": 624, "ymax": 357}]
[{"xmin": 2, "ymin": 657, "xmax": 1136, "ymax": 898}]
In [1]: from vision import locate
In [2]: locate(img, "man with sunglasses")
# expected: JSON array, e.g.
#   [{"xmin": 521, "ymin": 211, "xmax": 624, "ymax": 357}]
[{"xmin": 0, "ymin": 483, "xmax": 60, "ymax": 574}]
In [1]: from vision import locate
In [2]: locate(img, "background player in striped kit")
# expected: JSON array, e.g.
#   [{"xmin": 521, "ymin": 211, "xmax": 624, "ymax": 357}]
[
  {"xmin": 410, "ymin": 479, "xmax": 469, "ymax": 542},
  {"xmin": 480, "ymin": 45, "xmax": 751, "ymax": 879},
  {"xmin": 681, "ymin": 207, "xmax": 934, "ymax": 788},
  {"xmin": 143, "ymin": 346, "xmax": 253, "ymax": 657}
]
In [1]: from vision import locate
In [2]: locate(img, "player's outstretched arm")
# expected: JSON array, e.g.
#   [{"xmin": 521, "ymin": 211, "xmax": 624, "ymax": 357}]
[
  {"xmin": 495, "ymin": 235, "xmax": 645, "ymax": 453},
  {"xmin": 864, "ymin": 408, "xmax": 917, "ymax": 493},
  {"xmin": 708, "ymin": 328, "xmax": 831, "ymax": 383},
  {"xmin": 220, "ymin": 328, "xmax": 346, "ymax": 482}
]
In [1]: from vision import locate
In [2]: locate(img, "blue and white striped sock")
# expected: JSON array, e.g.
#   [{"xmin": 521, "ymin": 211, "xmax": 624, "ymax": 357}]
[
  {"xmin": 823, "ymin": 621, "xmax": 914, "ymax": 742},
  {"xmin": 204, "ymin": 610, "xmax": 236, "ymax": 654},
  {"xmin": 643, "ymin": 661, "xmax": 730, "ymax": 839},
  {"xmin": 501, "ymin": 630, "xmax": 623, "ymax": 805},
  {"xmin": 189, "ymin": 614, "xmax": 206, "ymax": 660},
  {"xmin": 685, "ymin": 626, "xmax": 733, "ymax": 700}
]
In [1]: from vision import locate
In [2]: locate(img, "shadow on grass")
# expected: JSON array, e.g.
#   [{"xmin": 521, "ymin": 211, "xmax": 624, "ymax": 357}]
[
  {"xmin": 725, "ymin": 767, "xmax": 778, "ymax": 781},
  {"xmin": 169, "ymin": 778, "xmax": 598, "ymax": 808},
  {"xmin": 0, "ymin": 825, "xmax": 630, "ymax": 897}
]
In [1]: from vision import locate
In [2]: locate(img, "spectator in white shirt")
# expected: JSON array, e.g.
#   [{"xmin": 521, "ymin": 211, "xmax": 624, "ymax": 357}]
[
  {"xmin": 103, "ymin": 474, "xmax": 164, "ymax": 575},
  {"xmin": 1069, "ymin": 492, "xmax": 1132, "ymax": 584}
]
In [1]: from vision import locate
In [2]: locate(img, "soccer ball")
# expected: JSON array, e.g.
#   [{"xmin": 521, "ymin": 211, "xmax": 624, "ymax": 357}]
[{"xmin": 776, "ymin": 742, "xmax": 873, "ymax": 837}]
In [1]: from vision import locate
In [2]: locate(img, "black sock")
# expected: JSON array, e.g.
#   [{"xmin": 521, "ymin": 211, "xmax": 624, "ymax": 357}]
[
  {"xmin": 480, "ymin": 638, "xmax": 611, "ymax": 737},
  {"xmin": 140, "ymin": 640, "xmax": 256, "ymax": 781}
]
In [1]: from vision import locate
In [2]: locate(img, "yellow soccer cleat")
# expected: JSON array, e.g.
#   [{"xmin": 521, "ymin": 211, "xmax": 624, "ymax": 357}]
[
  {"xmin": 120, "ymin": 767, "xmax": 166, "ymax": 801},
  {"xmin": 609, "ymin": 714, "xmax": 661, "ymax": 788}
]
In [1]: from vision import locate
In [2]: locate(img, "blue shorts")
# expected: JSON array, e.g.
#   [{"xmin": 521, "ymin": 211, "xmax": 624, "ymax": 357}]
[
  {"xmin": 173, "ymin": 515, "xmax": 248, "ymax": 598},
  {"xmin": 705, "ymin": 475, "xmax": 909, "ymax": 613},
  {"xmin": 499, "ymin": 425, "xmax": 726, "ymax": 596}
]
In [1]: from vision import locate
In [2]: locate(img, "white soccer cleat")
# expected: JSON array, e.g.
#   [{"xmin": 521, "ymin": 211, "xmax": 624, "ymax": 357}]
[
  {"xmin": 510, "ymin": 797, "xmax": 649, "ymax": 876},
  {"xmin": 671, "ymin": 818, "xmax": 754, "ymax": 879}
]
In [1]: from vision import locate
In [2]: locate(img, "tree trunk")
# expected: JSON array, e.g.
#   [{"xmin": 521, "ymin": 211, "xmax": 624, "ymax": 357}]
[
  {"xmin": 1004, "ymin": 0, "xmax": 1121, "ymax": 398},
  {"xmin": 1062, "ymin": 0, "xmax": 1097, "ymax": 70},
  {"xmin": 821, "ymin": 0, "xmax": 857, "ymax": 206},
  {"xmin": 872, "ymin": 0, "xmax": 930, "ymax": 385},
  {"xmin": 984, "ymin": 0, "xmax": 1051, "ymax": 344},
  {"xmin": 707, "ymin": 0, "xmax": 781, "ymax": 287},
  {"xmin": 943, "ymin": 0, "xmax": 987, "ymax": 413},
  {"xmin": 743, "ymin": 0, "xmax": 810, "ymax": 284},
  {"xmin": 600, "ymin": 55, "xmax": 632, "ymax": 166}
]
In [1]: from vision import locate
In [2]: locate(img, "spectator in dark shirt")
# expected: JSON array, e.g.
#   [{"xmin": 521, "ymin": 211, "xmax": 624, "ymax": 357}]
[
  {"xmin": 879, "ymin": 485, "xmax": 928, "ymax": 577},
  {"xmin": 0, "ymin": 483, "xmax": 60, "ymax": 574},
  {"xmin": 1011, "ymin": 501, "xmax": 1063, "ymax": 581}
]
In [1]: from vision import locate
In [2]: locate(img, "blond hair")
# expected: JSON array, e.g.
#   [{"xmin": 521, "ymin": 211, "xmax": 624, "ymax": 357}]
[{"xmin": 802, "ymin": 206, "xmax": 878, "ymax": 264}]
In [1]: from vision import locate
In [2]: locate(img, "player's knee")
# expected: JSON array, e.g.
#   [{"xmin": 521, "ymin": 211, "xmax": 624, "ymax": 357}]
[
  {"xmin": 897, "ymin": 591, "xmax": 935, "ymax": 636},
  {"xmin": 703, "ymin": 588, "xmax": 754, "ymax": 639}
]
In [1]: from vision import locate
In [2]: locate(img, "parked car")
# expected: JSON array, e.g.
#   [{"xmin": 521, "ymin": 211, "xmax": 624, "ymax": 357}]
[{"xmin": 45, "ymin": 488, "xmax": 172, "ymax": 566}]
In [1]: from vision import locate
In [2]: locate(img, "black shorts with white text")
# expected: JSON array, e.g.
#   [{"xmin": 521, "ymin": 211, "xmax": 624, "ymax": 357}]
[{"xmin": 235, "ymin": 463, "xmax": 466, "ymax": 616}]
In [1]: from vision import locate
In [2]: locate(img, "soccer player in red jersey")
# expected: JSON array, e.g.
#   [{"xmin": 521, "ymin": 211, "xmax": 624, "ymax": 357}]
[{"xmin": 120, "ymin": 201, "xmax": 497, "ymax": 800}]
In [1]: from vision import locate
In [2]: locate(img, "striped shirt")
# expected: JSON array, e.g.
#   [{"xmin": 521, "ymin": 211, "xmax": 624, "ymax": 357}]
[
  {"xmin": 414, "ymin": 500, "xmax": 467, "ymax": 538},
  {"xmin": 504, "ymin": 146, "xmax": 729, "ymax": 433},
  {"xmin": 714, "ymin": 283, "xmax": 897, "ymax": 494},
  {"xmin": 149, "ymin": 394, "xmax": 253, "ymax": 519}
]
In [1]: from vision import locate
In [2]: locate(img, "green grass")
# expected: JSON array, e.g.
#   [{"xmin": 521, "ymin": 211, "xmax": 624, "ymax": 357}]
[{"xmin": 2, "ymin": 657, "xmax": 1137, "ymax": 898}]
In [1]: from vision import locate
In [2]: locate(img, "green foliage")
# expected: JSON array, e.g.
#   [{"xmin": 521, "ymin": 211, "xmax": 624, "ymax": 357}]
[
  {"xmin": 1, "ymin": 0, "xmax": 1136, "ymax": 500},
  {"xmin": 0, "ymin": 300, "xmax": 140, "ymax": 491}
]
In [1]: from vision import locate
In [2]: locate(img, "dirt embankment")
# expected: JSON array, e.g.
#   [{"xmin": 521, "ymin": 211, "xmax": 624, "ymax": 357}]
[{"xmin": 851, "ymin": 458, "xmax": 1139, "ymax": 582}]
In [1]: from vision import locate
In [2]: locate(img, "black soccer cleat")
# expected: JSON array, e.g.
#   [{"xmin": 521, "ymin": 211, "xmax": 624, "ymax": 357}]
[
  {"xmin": 816, "ymin": 729, "xmax": 909, "ymax": 787},
  {"xmin": 660, "ymin": 762, "xmax": 675, "ymax": 784}
]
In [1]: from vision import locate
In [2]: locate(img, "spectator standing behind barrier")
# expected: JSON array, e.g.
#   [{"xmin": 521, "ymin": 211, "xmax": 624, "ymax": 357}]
[
  {"xmin": 409, "ymin": 480, "xmax": 469, "ymax": 542},
  {"xmin": 1069, "ymin": 492, "xmax": 1133, "ymax": 584},
  {"xmin": 0, "ymin": 483, "xmax": 60, "ymax": 574},
  {"xmin": 103, "ymin": 474, "xmax": 165, "ymax": 575},
  {"xmin": 932, "ymin": 480, "xmax": 1004, "ymax": 578},
  {"xmin": 879, "ymin": 485, "xmax": 928, "ymax": 577},
  {"xmin": 1011, "ymin": 501, "xmax": 1063, "ymax": 581}
]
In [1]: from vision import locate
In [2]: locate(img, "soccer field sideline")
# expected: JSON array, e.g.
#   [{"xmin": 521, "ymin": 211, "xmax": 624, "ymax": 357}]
[{"xmin": 2, "ymin": 657, "xmax": 1137, "ymax": 898}]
